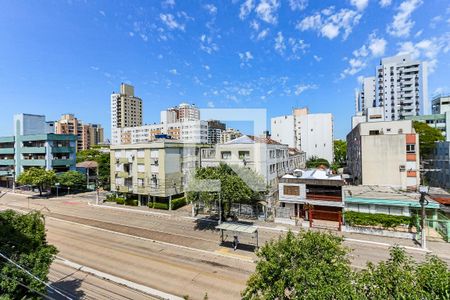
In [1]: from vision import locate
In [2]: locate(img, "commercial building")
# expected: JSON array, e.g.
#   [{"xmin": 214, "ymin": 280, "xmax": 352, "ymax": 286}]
[
  {"xmin": 346, "ymin": 120, "xmax": 420, "ymax": 190},
  {"xmin": 111, "ymin": 83, "xmax": 143, "ymax": 144},
  {"xmin": 276, "ymin": 169, "xmax": 344, "ymax": 225},
  {"xmin": 271, "ymin": 108, "xmax": 334, "ymax": 163},
  {"xmin": 426, "ymin": 141, "xmax": 450, "ymax": 189},
  {"xmin": 405, "ymin": 113, "xmax": 450, "ymax": 141},
  {"xmin": 110, "ymin": 141, "xmax": 203, "ymax": 204},
  {"xmin": 354, "ymin": 54, "xmax": 428, "ymax": 122},
  {"xmin": 55, "ymin": 114, "xmax": 104, "ymax": 151},
  {"xmin": 0, "ymin": 114, "xmax": 76, "ymax": 187},
  {"xmin": 200, "ymin": 135, "xmax": 306, "ymax": 191}
]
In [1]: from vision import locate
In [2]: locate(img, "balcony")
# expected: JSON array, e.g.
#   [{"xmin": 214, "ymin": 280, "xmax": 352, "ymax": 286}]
[
  {"xmin": 52, "ymin": 158, "xmax": 75, "ymax": 166},
  {"xmin": 118, "ymin": 186, "xmax": 129, "ymax": 193},
  {"xmin": 306, "ymin": 193, "xmax": 342, "ymax": 202},
  {"xmin": 52, "ymin": 146, "xmax": 75, "ymax": 153},
  {"xmin": 22, "ymin": 159, "xmax": 46, "ymax": 167},
  {"xmin": 137, "ymin": 187, "xmax": 148, "ymax": 194},
  {"xmin": 0, "ymin": 148, "xmax": 14, "ymax": 155},
  {"xmin": 0, "ymin": 159, "xmax": 15, "ymax": 166},
  {"xmin": 21, "ymin": 147, "xmax": 46, "ymax": 154},
  {"xmin": 137, "ymin": 172, "xmax": 146, "ymax": 179},
  {"xmin": 137, "ymin": 157, "xmax": 145, "ymax": 164},
  {"xmin": 117, "ymin": 157, "xmax": 129, "ymax": 164},
  {"xmin": 116, "ymin": 171, "xmax": 131, "ymax": 178}
]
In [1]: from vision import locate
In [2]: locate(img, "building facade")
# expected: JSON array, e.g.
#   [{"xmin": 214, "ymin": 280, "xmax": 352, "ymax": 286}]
[
  {"xmin": 110, "ymin": 141, "xmax": 203, "ymax": 203},
  {"xmin": 55, "ymin": 114, "xmax": 104, "ymax": 151},
  {"xmin": 200, "ymin": 135, "xmax": 306, "ymax": 190},
  {"xmin": 427, "ymin": 141, "xmax": 450, "ymax": 189},
  {"xmin": 432, "ymin": 95, "xmax": 450, "ymax": 114},
  {"xmin": 111, "ymin": 83, "xmax": 143, "ymax": 144},
  {"xmin": 207, "ymin": 120, "xmax": 226, "ymax": 144},
  {"xmin": 271, "ymin": 108, "xmax": 334, "ymax": 163},
  {"xmin": 0, "ymin": 114, "xmax": 76, "ymax": 187},
  {"xmin": 276, "ymin": 169, "xmax": 344, "ymax": 225},
  {"xmin": 346, "ymin": 120, "xmax": 420, "ymax": 190},
  {"xmin": 220, "ymin": 128, "xmax": 242, "ymax": 144}
]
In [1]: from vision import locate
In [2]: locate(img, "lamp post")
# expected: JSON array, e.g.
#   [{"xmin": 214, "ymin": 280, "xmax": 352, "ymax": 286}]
[
  {"xmin": 218, "ymin": 191, "xmax": 222, "ymax": 225},
  {"xmin": 11, "ymin": 169, "xmax": 15, "ymax": 193},
  {"xmin": 419, "ymin": 185, "xmax": 429, "ymax": 250},
  {"xmin": 55, "ymin": 182, "xmax": 60, "ymax": 198}
]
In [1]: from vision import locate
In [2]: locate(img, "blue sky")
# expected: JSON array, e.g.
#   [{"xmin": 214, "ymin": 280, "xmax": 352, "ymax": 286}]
[{"xmin": 1, "ymin": 0, "xmax": 449, "ymax": 139}]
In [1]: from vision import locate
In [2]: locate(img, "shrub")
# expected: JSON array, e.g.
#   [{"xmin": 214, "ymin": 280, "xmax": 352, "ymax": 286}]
[
  {"xmin": 149, "ymin": 202, "xmax": 168, "ymax": 210},
  {"xmin": 125, "ymin": 198, "xmax": 138, "ymax": 206},
  {"xmin": 115, "ymin": 197, "xmax": 125, "ymax": 205},
  {"xmin": 344, "ymin": 211, "xmax": 413, "ymax": 229},
  {"xmin": 105, "ymin": 194, "xmax": 116, "ymax": 202},
  {"xmin": 171, "ymin": 197, "xmax": 187, "ymax": 210}
]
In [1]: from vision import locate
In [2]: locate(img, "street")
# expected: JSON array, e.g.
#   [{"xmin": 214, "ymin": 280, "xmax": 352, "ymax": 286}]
[{"xmin": 1, "ymin": 191, "xmax": 449, "ymax": 299}]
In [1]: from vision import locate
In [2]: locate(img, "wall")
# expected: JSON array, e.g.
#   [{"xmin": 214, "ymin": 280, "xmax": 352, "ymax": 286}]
[
  {"xmin": 297, "ymin": 113, "xmax": 333, "ymax": 162},
  {"xmin": 271, "ymin": 115, "xmax": 295, "ymax": 148}
]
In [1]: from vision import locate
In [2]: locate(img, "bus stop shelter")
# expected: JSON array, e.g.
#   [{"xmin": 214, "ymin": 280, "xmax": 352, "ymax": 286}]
[{"xmin": 216, "ymin": 222, "xmax": 259, "ymax": 249}]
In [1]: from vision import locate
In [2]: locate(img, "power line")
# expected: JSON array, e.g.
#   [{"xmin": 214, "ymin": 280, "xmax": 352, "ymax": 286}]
[
  {"xmin": 0, "ymin": 273, "xmax": 55, "ymax": 300},
  {"xmin": 0, "ymin": 251, "xmax": 73, "ymax": 300}
]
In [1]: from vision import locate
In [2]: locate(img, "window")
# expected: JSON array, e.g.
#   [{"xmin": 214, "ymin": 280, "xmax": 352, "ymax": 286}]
[
  {"xmin": 369, "ymin": 130, "xmax": 380, "ymax": 135},
  {"xmin": 221, "ymin": 151, "xmax": 231, "ymax": 159},
  {"xmin": 406, "ymin": 144, "xmax": 415, "ymax": 153},
  {"xmin": 238, "ymin": 151, "xmax": 250, "ymax": 160},
  {"xmin": 284, "ymin": 185, "xmax": 300, "ymax": 196}
]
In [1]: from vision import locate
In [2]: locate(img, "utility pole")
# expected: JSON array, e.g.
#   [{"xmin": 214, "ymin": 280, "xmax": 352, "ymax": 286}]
[
  {"xmin": 218, "ymin": 191, "xmax": 222, "ymax": 224},
  {"xmin": 12, "ymin": 170, "xmax": 15, "ymax": 193},
  {"xmin": 419, "ymin": 186, "xmax": 429, "ymax": 250}
]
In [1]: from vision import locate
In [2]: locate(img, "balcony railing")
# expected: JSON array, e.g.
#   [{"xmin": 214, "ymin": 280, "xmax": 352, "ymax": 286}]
[
  {"xmin": 306, "ymin": 193, "xmax": 342, "ymax": 202},
  {"xmin": 21, "ymin": 147, "xmax": 46, "ymax": 154}
]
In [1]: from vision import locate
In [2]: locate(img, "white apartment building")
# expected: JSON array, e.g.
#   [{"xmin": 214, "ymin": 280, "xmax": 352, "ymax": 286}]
[
  {"xmin": 346, "ymin": 120, "xmax": 420, "ymax": 190},
  {"xmin": 111, "ymin": 83, "xmax": 143, "ymax": 144},
  {"xmin": 432, "ymin": 95, "xmax": 450, "ymax": 114},
  {"xmin": 271, "ymin": 108, "xmax": 334, "ymax": 163},
  {"xmin": 353, "ymin": 55, "xmax": 428, "ymax": 122},
  {"xmin": 200, "ymin": 135, "xmax": 306, "ymax": 191},
  {"xmin": 220, "ymin": 128, "xmax": 242, "ymax": 144}
]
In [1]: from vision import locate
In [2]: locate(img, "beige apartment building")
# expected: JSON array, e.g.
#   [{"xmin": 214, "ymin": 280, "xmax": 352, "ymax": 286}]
[
  {"xmin": 346, "ymin": 120, "xmax": 420, "ymax": 190},
  {"xmin": 55, "ymin": 114, "xmax": 104, "ymax": 151},
  {"xmin": 111, "ymin": 83, "xmax": 143, "ymax": 144},
  {"xmin": 110, "ymin": 141, "xmax": 204, "ymax": 204}
]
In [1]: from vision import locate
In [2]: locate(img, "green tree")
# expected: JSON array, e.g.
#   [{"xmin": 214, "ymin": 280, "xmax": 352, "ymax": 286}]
[
  {"xmin": 305, "ymin": 156, "xmax": 330, "ymax": 169},
  {"xmin": 0, "ymin": 210, "xmax": 57, "ymax": 299},
  {"xmin": 242, "ymin": 230, "xmax": 356, "ymax": 300},
  {"xmin": 356, "ymin": 247, "xmax": 450, "ymax": 299},
  {"xmin": 333, "ymin": 140, "xmax": 347, "ymax": 168},
  {"xmin": 16, "ymin": 168, "xmax": 56, "ymax": 196},
  {"xmin": 57, "ymin": 170, "xmax": 86, "ymax": 191},
  {"xmin": 77, "ymin": 149, "xmax": 110, "ymax": 189},
  {"xmin": 187, "ymin": 164, "xmax": 267, "ymax": 218},
  {"xmin": 413, "ymin": 121, "xmax": 444, "ymax": 159}
]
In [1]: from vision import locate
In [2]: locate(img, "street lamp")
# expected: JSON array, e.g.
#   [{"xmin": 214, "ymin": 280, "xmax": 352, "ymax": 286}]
[
  {"xmin": 11, "ymin": 169, "xmax": 15, "ymax": 193},
  {"xmin": 55, "ymin": 182, "xmax": 60, "ymax": 198},
  {"xmin": 419, "ymin": 185, "xmax": 429, "ymax": 250}
]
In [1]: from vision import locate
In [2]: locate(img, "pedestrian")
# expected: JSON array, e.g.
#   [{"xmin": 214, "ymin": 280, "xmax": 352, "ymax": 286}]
[{"xmin": 233, "ymin": 235, "xmax": 239, "ymax": 251}]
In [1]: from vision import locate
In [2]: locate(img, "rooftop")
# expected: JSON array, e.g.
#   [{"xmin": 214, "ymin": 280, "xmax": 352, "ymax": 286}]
[{"xmin": 224, "ymin": 134, "xmax": 284, "ymax": 145}]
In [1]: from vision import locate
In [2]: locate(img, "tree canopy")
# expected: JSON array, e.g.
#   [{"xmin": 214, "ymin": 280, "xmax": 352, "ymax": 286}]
[
  {"xmin": 76, "ymin": 149, "xmax": 110, "ymax": 189},
  {"xmin": 0, "ymin": 210, "xmax": 57, "ymax": 299},
  {"xmin": 56, "ymin": 170, "xmax": 86, "ymax": 190},
  {"xmin": 16, "ymin": 168, "xmax": 56, "ymax": 196},
  {"xmin": 333, "ymin": 140, "xmax": 347, "ymax": 168},
  {"xmin": 305, "ymin": 156, "xmax": 330, "ymax": 169},
  {"xmin": 243, "ymin": 230, "xmax": 450, "ymax": 300},
  {"xmin": 413, "ymin": 121, "xmax": 445, "ymax": 159},
  {"xmin": 187, "ymin": 163, "xmax": 267, "ymax": 217}
]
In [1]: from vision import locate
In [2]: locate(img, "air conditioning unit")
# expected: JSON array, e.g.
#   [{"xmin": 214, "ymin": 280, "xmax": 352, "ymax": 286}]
[{"xmin": 399, "ymin": 165, "xmax": 406, "ymax": 172}]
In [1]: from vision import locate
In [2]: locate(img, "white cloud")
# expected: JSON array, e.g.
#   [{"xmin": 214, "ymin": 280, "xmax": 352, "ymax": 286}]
[
  {"xmin": 128, "ymin": 32, "xmax": 134, "ymax": 37},
  {"xmin": 157, "ymin": 54, "xmax": 163, "ymax": 59},
  {"xmin": 250, "ymin": 20, "xmax": 260, "ymax": 31},
  {"xmin": 239, "ymin": 51, "xmax": 254, "ymax": 68},
  {"xmin": 160, "ymin": 13, "xmax": 185, "ymax": 31},
  {"xmin": 397, "ymin": 33, "xmax": 450, "ymax": 73},
  {"xmin": 274, "ymin": 31, "xmax": 285, "ymax": 54},
  {"xmin": 162, "ymin": 0, "xmax": 176, "ymax": 8},
  {"xmin": 239, "ymin": 0, "xmax": 255, "ymax": 20},
  {"xmin": 297, "ymin": 7, "xmax": 362, "ymax": 40},
  {"xmin": 313, "ymin": 55, "xmax": 322, "ymax": 62},
  {"xmin": 255, "ymin": 0, "xmax": 280, "ymax": 24},
  {"xmin": 368, "ymin": 35, "xmax": 387, "ymax": 56},
  {"xmin": 169, "ymin": 69, "xmax": 179, "ymax": 75},
  {"xmin": 257, "ymin": 28, "xmax": 270, "ymax": 40},
  {"xmin": 207, "ymin": 101, "xmax": 215, "ymax": 108},
  {"xmin": 204, "ymin": 4, "xmax": 217, "ymax": 15},
  {"xmin": 202, "ymin": 64, "xmax": 210, "ymax": 71},
  {"xmin": 341, "ymin": 58, "xmax": 366, "ymax": 77},
  {"xmin": 379, "ymin": 0, "xmax": 392, "ymax": 7},
  {"xmin": 289, "ymin": 0, "xmax": 308, "ymax": 11},
  {"xmin": 294, "ymin": 83, "xmax": 317, "ymax": 96},
  {"xmin": 90, "ymin": 66, "xmax": 99, "ymax": 71},
  {"xmin": 387, "ymin": 0, "xmax": 422, "ymax": 38},
  {"xmin": 99, "ymin": 10, "xmax": 106, "ymax": 17},
  {"xmin": 140, "ymin": 33, "xmax": 148, "ymax": 42},
  {"xmin": 350, "ymin": 0, "xmax": 369, "ymax": 11},
  {"xmin": 357, "ymin": 75, "xmax": 365, "ymax": 84}
]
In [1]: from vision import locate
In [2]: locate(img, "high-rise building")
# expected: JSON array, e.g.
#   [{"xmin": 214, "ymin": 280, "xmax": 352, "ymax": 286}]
[
  {"xmin": 220, "ymin": 128, "xmax": 242, "ymax": 144},
  {"xmin": 376, "ymin": 54, "xmax": 428, "ymax": 120},
  {"xmin": 354, "ymin": 54, "xmax": 429, "ymax": 122},
  {"xmin": 271, "ymin": 108, "xmax": 334, "ymax": 163},
  {"xmin": 207, "ymin": 120, "xmax": 226, "ymax": 144},
  {"xmin": 432, "ymin": 94, "xmax": 450, "ymax": 114},
  {"xmin": 111, "ymin": 83, "xmax": 143, "ymax": 144},
  {"xmin": 55, "ymin": 114, "xmax": 104, "ymax": 151}
]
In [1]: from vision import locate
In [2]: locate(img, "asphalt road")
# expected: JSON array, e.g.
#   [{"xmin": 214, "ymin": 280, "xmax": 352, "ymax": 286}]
[{"xmin": 1, "ymin": 191, "xmax": 449, "ymax": 299}]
